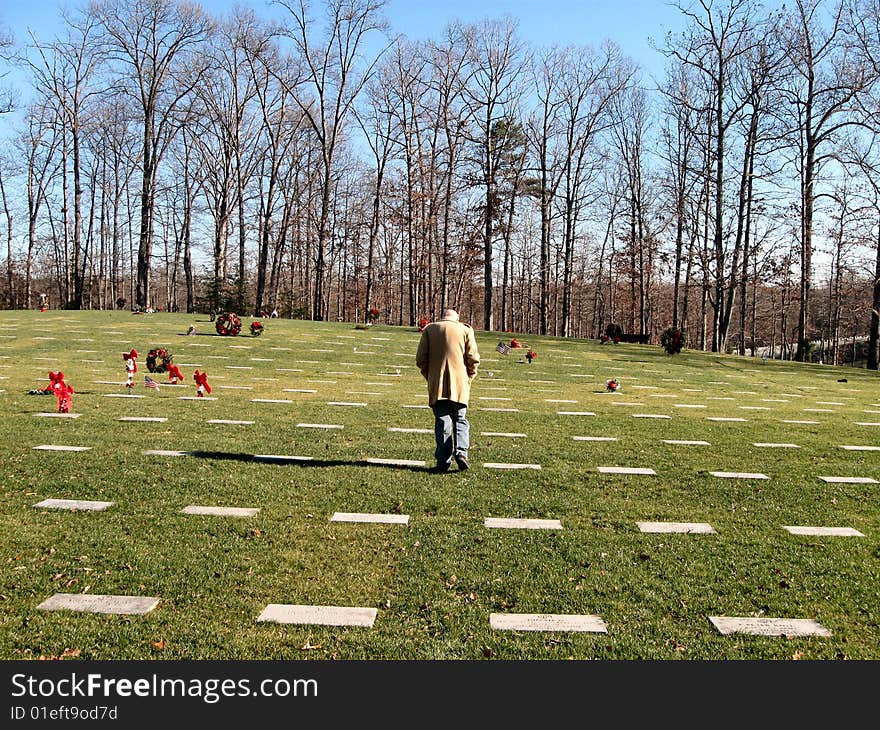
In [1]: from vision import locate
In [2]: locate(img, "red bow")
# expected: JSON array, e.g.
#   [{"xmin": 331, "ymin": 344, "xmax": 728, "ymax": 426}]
[
  {"xmin": 194, "ymin": 370, "xmax": 211, "ymax": 394},
  {"xmin": 167, "ymin": 364, "xmax": 184, "ymax": 383}
]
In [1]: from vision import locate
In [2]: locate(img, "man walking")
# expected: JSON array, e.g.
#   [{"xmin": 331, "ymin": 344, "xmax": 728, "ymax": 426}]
[{"xmin": 416, "ymin": 308, "xmax": 480, "ymax": 472}]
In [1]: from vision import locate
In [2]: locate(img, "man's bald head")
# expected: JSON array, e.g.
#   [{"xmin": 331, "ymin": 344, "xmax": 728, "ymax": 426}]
[{"xmin": 442, "ymin": 308, "xmax": 459, "ymax": 321}]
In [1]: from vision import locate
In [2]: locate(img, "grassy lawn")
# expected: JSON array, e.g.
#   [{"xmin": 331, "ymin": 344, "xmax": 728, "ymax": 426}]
[{"xmin": 1, "ymin": 310, "xmax": 878, "ymax": 660}]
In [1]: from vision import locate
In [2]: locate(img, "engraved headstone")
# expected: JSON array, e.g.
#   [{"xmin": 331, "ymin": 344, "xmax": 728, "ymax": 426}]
[
  {"xmin": 34, "ymin": 499, "xmax": 114, "ymax": 511},
  {"xmin": 484, "ymin": 518, "xmax": 562, "ymax": 530},
  {"xmin": 489, "ymin": 613, "xmax": 607, "ymax": 633},
  {"xmin": 330, "ymin": 512, "xmax": 409, "ymax": 525},
  {"xmin": 783, "ymin": 526, "xmax": 864, "ymax": 537},
  {"xmin": 637, "ymin": 521, "xmax": 715, "ymax": 534},
  {"xmin": 709, "ymin": 616, "xmax": 831, "ymax": 638},
  {"xmin": 182, "ymin": 506, "xmax": 259, "ymax": 517},
  {"xmin": 37, "ymin": 593, "xmax": 159, "ymax": 615},
  {"xmin": 483, "ymin": 462, "xmax": 542, "ymax": 470},
  {"xmin": 257, "ymin": 604, "xmax": 377, "ymax": 627},
  {"xmin": 709, "ymin": 471, "xmax": 769, "ymax": 479}
]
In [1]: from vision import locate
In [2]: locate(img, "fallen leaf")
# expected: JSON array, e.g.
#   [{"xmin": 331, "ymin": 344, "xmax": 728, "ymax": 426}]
[
  {"xmin": 792, "ymin": 650, "xmax": 803, "ymax": 660},
  {"xmin": 152, "ymin": 639, "xmax": 166, "ymax": 650}
]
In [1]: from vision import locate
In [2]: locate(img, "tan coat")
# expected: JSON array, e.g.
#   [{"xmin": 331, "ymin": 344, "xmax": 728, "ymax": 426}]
[{"xmin": 416, "ymin": 317, "xmax": 480, "ymax": 406}]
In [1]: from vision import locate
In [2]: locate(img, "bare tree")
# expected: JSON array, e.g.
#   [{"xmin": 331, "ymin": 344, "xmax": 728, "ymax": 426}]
[
  {"xmin": 776, "ymin": 0, "xmax": 871, "ymax": 360},
  {"xmin": 274, "ymin": 0, "xmax": 389, "ymax": 321},
  {"xmin": 94, "ymin": 0, "xmax": 212, "ymax": 309},
  {"xmin": 460, "ymin": 16, "xmax": 527, "ymax": 331}
]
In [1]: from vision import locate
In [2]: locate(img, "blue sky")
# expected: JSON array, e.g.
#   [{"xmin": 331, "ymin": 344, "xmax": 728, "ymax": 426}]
[{"xmin": 3, "ymin": 0, "xmax": 685, "ymax": 79}]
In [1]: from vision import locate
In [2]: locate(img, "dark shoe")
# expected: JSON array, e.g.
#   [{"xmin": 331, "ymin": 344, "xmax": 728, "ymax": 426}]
[{"xmin": 454, "ymin": 453, "xmax": 470, "ymax": 471}]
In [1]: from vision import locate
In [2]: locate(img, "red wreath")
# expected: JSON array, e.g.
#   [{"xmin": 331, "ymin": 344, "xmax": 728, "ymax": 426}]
[
  {"xmin": 418, "ymin": 317, "xmax": 429, "ymax": 332},
  {"xmin": 215, "ymin": 312, "xmax": 242, "ymax": 336},
  {"xmin": 250, "ymin": 321, "xmax": 264, "ymax": 336},
  {"xmin": 146, "ymin": 347, "xmax": 172, "ymax": 373}
]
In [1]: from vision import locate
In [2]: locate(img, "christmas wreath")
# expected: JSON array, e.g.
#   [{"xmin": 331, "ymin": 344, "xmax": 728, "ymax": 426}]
[
  {"xmin": 606, "ymin": 378, "xmax": 621, "ymax": 392},
  {"xmin": 660, "ymin": 327, "xmax": 685, "ymax": 355},
  {"xmin": 146, "ymin": 347, "xmax": 173, "ymax": 373},
  {"xmin": 250, "ymin": 320, "xmax": 264, "ymax": 336},
  {"xmin": 216, "ymin": 312, "xmax": 242, "ymax": 336}
]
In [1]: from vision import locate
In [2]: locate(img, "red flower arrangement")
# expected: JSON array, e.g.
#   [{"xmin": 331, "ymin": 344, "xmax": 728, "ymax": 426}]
[
  {"xmin": 250, "ymin": 321, "xmax": 264, "ymax": 336},
  {"xmin": 418, "ymin": 317, "xmax": 429, "ymax": 331},
  {"xmin": 526, "ymin": 349, "xmax": 537, "ymax": 363},
  {"xmin": 606, "ymin": 378, "xmax": 621, "ymax": 392},
  {"xmin": 510, "ymin": 338, "xmax": 522, "ymax": 348},
  {"xmin": 369, "ymin": 307, "xmax": 380, "ymax": 321}
]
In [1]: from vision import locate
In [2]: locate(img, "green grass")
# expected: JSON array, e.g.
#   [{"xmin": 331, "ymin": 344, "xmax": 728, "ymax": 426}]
[{"xmin": 1, "ymin": 310, "xmax": 878, "ymax": 660}]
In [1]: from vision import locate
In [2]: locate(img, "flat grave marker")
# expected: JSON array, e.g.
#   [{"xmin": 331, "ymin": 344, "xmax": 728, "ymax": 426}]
[
  {"xmin": 637, "ymin": 521, "xmax": 716, "ymax": 534},
  {"xmin": 489, "ymin": 613, "xmax": 607, "ymax": 633},
  {"xmin": 709, "ymin": 616, "xmax": 831, "ymax": 638},
  {"xmin": 251, "ymin": 398, "xmax": 292, "ymax": 404},
  {"xmin": 483, "ymin": 462, "xmax": 542, "ymax": 470},
  {"xmin": 388, "ymin": 427, "xmax": 432, "ymax": 434},
  {"xmin": 707, "ymin": 417, "xmax": 747, "ymax": 422},
  {"xmin": 840, "ymin": 445, "xmax": 880, "ymax": 451},
  {"xmin": 598, "ymin": 466, "xmax": 656, "ymax": 475},
  {"xmin": 257, "ymin": 604, "xmax": 377, "ymax": 628},
  {"xmin": 709, "ymin": 471, "xmax": 769, "ymax": 480},
  {"xmin": 783, "ymin": 526, "xmax": 864, "ymax": 537},
  {"xmin": 182, "ymin": 506, "xmax": 260, "ymax": 518},
  {"xmin": 365, "ymin": 457, "xmax": 426, "ymax": 467},
  {"xmin": 782, "ymin": 420, "xmax": 819, "ymax": 425},
  {"xmin": 144, "ymin": 449, "xmax": 189, "ymax": 457},
  {"xmin": 208, "ymin": 419, "xmax": 255, "ymax": 425},
  {"xmin": 818, "ymin": 476, "xmax": 877, "ymax": 484},
  {"xmin": 328, "ymin": 401, "xmax": 367, "ymax": 407},
  {"xmin": 118, "ymin": 417, "xmax": 168, "ymax": 423},
  {"xmin": 752, "ymin": 443, "xmax": 800, "ymax": 448},
  {"xmin": 573, "ymin": 436, "xmax": 618, "ymax": 442},
  {"xmin": 32, "ymin": 445, "xmax": 91, "ymax": 452},
  {"xmin": 34, "ymin": 412, "xmax": 81, "ymax": 419},
  {"xmin": 479, "ymin": 407, "xmax": 520, "ymax": 412},
  {"xmin": 557, "ymin": 411, "xmax": 596, "ymax": 417},
  {"xmin": 481, "ymin": 432, "xmax": 527, "ymax": 438},
  {"xmin": 484, "ymin": 518, "xmax": 562, "ymax": 530},
  {"xmin": 297, "ymin": 423, "xmax": 344, "ymax": 429},
  {"xmin": 632, "ymin": 414, "xmax": 671, "ymax": 419},
  {"xmin": 664, "ymin": 440, "xmax": 710, "ymax": 446},
  {"xmin": 37, "ymin": 593, "xmax": 160, "ymax": 616},
  {"xmin": 330, "ymin": 512, "xmax": 409, "ymax": 525},
  {"xmin": 33, "ymin": 498, "xmax": 114, "ymax": 511}
]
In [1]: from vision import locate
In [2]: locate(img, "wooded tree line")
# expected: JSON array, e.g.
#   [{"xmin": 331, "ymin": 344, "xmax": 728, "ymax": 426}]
[{"xmin": 1, "ymin": 0, "xmax": 880, "ymax": 367}]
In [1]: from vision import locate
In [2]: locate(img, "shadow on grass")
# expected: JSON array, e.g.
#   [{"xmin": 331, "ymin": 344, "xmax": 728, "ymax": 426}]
[{"xmin": 188, "ymin": 450, "xmax": 431, "ymax": 473}]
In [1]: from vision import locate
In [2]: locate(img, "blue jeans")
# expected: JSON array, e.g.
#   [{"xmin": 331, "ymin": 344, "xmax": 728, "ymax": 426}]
[{"xmin": 431, "ymin": 400, "xmax": 470, "ymax": 468}]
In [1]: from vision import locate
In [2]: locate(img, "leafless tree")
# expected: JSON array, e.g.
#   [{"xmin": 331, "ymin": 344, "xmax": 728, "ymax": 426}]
[{"xmin": 94, "ymin": 0, "xmax": 213, "ymax": 309}]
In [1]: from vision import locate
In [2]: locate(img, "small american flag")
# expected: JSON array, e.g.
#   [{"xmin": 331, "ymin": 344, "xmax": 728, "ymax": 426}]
[
  {"xmin": 144, "ymin": 375, "xmax": 160, "ymax": 390},
  {"xmin": 496, "ymin": 342, "xmax": 511, "ymax": 355}
]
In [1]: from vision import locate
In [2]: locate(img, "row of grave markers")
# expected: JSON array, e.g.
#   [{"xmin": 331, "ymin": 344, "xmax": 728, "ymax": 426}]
[
  {"xmin": 28, "ymin": 443, "xmax": 880, "ymax": 483},
  {"xmin": 32, "ymin": 592, "xmax": 833, "ymax": 639},
  {"xmin": 31, "ymin": 501, "xmax": 846, "ymax": 639},
  {"xmin": 31, "ymin": 499, "xmax": 867, "ymax": 539}
]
